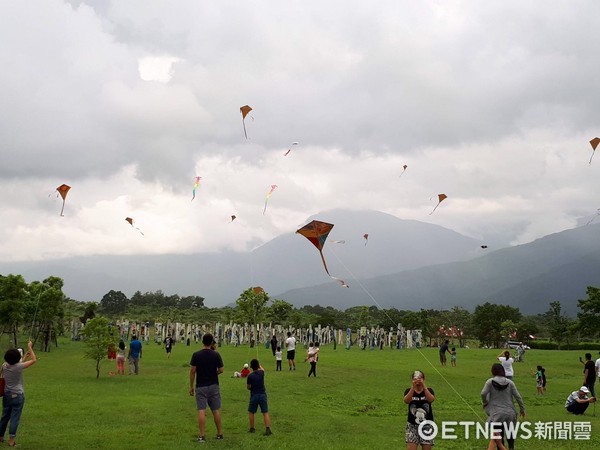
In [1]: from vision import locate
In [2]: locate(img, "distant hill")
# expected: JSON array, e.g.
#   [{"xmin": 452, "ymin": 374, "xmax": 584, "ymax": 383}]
[
  {"xmin": 276, "ymin": 223, "xmax": 600, "ymax": 315},
  {"xmin": 0, "ymin": 210, "xmax": 482, "ymax": 305}
]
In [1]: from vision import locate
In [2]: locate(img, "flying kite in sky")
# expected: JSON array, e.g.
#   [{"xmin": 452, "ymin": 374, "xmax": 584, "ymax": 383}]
[
  {"xmin": 240, "ymin": 105, "xmax": 252, "ymax": 139},
  {"xmin": 481, "ymin": 245, "xmax": 488, "ymax": 249},
  {"xmin": 363, "ymin": 234, "xmax": 369, "ymax": 246},
  {"xmin": 284, "ymin": 141, "xmax": 299, "ymax": 156},
  {"xmin": 263, "ymin": 185, "xmax": 278, "ymax": 215},
  {"xmin": 429, "ymin": 194, "xmax": 447, "ymax": 215},
  {"xmin": 56, "ymin": 184, "xmax": 71, "ymax": 216},
  {"xmin": 590, "ymin": 137, "xmax": 600, "ymax": 164},
  {"xmin": 296, "ymin": 220, "xmax": 348, "ymax": 288},
  {"xmin": 229, "ymin": 215, "xmax": 237, "ymax": 223},
  {"xmin": 191, "ymin": 176, "xmax": 201, "ymax": 201},
  {"xmin": 399, "ymin": 165, "xmax": 408, "ymax": 177},
  {"xmin": 125, "ymin": 217, "xmax": 144, "ymax": 236},
  {"xmin": 252, "ymin": 286, "xmax": 265, "ymax": 295},
  {"xmin": 55, "ymin": 184, "xmax": 71, "ymax": 216}
]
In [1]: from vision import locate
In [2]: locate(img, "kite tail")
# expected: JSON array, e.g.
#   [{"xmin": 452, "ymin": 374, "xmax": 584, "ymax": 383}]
[
  {"xmin": 136, "ymin": 228, "xmax": 145, "ymax": 236},
  {"xmin": 263, "ymin": 199, "xmax": 269, "ymax": 215},
  {"xmin": 60, "ymin": 200, "xmax": 66, "ymax": 217},
  {"xmin": 191, "ymin": 191, "xmax": 196, "ymax": 202},
  {"xmin": 429, "ymin": 203, "xmax": 440, "ymax": 215},
  {"xmin": 284, "ymin": 149, "xmax": 291, "ymax": 156},
  {"xmin": 590, "ymin": 152, "xmax": 595, "ymax": 165},
  {"xmin": 319, "ymin": 251, "xmax": 348, "ymax": 288},
  {"xmin": 242, "ymin": 118, "xmax": 248, "ymax": 139}
]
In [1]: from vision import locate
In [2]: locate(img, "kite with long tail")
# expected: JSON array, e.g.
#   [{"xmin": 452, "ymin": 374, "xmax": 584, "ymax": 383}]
[
  {"xmin": 191, "ymin": 176, "xmax": 201, "ymax": 201},
  {"xmin": 399, "ymin": 164, "xmax": 408, "ymax": 177},
  {"xmin": 589, "ymin": 137, "xmax": 599, "ymax": 165},
  {"xmin": 240, "ymin": 105, "xmax": 252, "ymax": 139},
  {"xmin": 363, "ymin": 234, "xmax": 369, "ymax": 246},
  {"xmin": 296, "ymin": 220, "xmax": 348, "ymax": 288},
  {"xmin": 263, "ymin": 185, "xmax": 278, "ymax": 215},
  {"xmin": 125, "ymin": 217, "xmax": 144, "ymax": 236},
  {"xmin": 284, "ymin": 141, "xmax": 299, "ymax": 156},
  {"xmin": 56, "ymin": 184, "xmax": 71, "ymax": 216},
  {"xmin": 429, "ymin": 194, "xmax": 447, "ymax": 215}
]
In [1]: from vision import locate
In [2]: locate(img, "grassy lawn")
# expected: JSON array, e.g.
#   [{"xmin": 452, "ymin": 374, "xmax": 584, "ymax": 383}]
[{"xmin": 2, "ymin": 337, "xmax": 599, "ymax": 449}]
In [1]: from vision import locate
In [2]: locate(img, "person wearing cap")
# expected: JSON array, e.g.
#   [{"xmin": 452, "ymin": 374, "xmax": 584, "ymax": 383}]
[
  {"xmin": 233, "ymin": 364, "xmax": 251, "ymax": 378},
  {"xmin": 565, "ymin": 386, "xmax": 596, "ymax": 415}
]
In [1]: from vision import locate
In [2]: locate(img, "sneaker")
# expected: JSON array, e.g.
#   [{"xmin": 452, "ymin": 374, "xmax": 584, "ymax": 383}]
[
  {"xmin": 248, "ymin": 428, "xmax": 256, "ymax": 433},
  {"xmin": 264, "ymin": 428, "xmax": 272, "ymax": 436},
  {"xmin": 197, "ymin": 436, "xmax": 206, "ymax": 443},
  {"xmin": 216, "ymin": 434, "xmax": 224, "ymax": 440}
]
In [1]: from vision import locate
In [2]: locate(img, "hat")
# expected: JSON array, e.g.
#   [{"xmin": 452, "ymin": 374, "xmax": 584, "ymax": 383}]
[
  {"xmin": 579, "ymin": 386, "xmax": 590, "ymax": 393},
  {"xmin": 244, "ymin": 363, "xmax": 249, "ymax": 369}
]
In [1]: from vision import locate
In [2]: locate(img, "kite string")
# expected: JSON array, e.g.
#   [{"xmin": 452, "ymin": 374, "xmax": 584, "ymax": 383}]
[
  {"xmin": 328, "ymin": 248, "xmax": 485, "ymax": 422},
  {"xmin": 29, "ymin": 292, "xmax": 42, "ymax": 341}
]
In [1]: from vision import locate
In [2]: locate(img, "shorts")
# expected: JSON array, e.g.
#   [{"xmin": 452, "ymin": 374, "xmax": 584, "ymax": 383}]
[
  {"xmin": 405, "ymin": 422, "xmax": 434, "ymax": 446},
  {"xmin": 536, "ymin": 380, "xmax": 543, "ymax": 388},
  {"xmin": 439, "ymin": 353, "xmax": 447, "ymax": 363},
  {"xmin": 166, "ymin": 347, "xmax": 172, "ymax": 353},
  {"xmin": 195, "ymin": 384, "xmax": 221, "ymax": 411},
  {"xmin": 287, "ymin": 350, "xmax": 295, "ymax": 360},
  {"xmin": 248, "ymin": 393, "xmax": 269, "ymax": 414}
]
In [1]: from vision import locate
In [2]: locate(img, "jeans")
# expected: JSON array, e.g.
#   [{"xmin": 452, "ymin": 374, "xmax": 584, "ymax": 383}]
[
  {"xmin": 0, "ymin": 392, "xmax": 25, "ymax": 438},
  {"xmin": 129, "ymin": 356, "xmax": 140, "ymax": 375}
]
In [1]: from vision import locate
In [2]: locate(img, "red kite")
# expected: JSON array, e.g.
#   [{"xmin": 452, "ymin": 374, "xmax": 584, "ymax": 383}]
[
  {"xmin": 429, "ymin": 194, "xmax": 447, "ymax": 215},
  {"xmin": 363, "ymin": 233, "xmax": 369, "ymax": 246},
  {"xmin": 263, "ymin": 185, "xmax": 278, "ymax": 215},
  {"xmin": 399, "ymin": 164, "xmax": 408, "ymax": 177},
  {"xmin": 590, "ymin": 137, "xmax": 600, "ymax": 164},
  {"xmin": 252, "ymin": 286, "xmax": 265, "ymax": 295},
  {"xmin": 296, "ymin": 220, "xmax": 348, "ymax": 288},
  {"xmin": 125, "ymin": 217, "xmax": 144, "ymax": 236},
  {"xmin": 56, "ymin": 184, "xmax": 71, "ymax": 216},
  {"xmin": 240, "ymin": 105, "xmax": 252, "ymax": 139}
]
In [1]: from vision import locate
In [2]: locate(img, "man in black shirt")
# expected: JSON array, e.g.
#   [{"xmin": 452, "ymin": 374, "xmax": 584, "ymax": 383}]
[
  {"xmin": 582, "ymin": 353, "xmax": 596, "ymax": 396},
  {"xmin": 190, "ymin": 333, "xmax": 224, "ymax": 442}
]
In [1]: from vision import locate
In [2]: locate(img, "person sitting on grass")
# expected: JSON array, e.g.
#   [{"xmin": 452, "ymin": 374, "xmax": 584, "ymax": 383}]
[
  {"xmin": 246, "ymin": 359, "xmax": 272, "ymax": 436},
  {"xmin": 233, "ymin": 363, "xmax": 250, "ymax": 378},
  {"xmin": 565, "ymin": 386, "xmax": 596, "ymax": 415}
]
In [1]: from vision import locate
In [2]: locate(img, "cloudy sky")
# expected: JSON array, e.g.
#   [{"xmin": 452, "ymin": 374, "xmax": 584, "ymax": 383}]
[{"xmin": 1, "ymin": 0, "xmax": 599, "ymax": 263}]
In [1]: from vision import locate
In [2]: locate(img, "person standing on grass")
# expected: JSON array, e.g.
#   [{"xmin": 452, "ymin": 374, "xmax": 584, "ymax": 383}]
[
  {"xmin": 270, "ymin": 335, "xmax": 278, "ymax": 357},
  {"xmin": 450, "ymin": 347, "xmax": 457, "ymax": 367},
  {"xmin": 190, "ymin": 333, "xmax": 224, "ymax": 442},
  {"xmin": 439, "ymin": 340, "xmax": 449, "ymax": 366},
  {"xmin": 275, "ymin": 347, "xmax": 282, "ymax": 371},
  {"xmin": 481, "ymin": 363, "xmax": 525, "ymax": 450},
  {"xmin": 128, "ymin": 334, "xmax": 142, "ymax": 375},
  {"xmin": 306, "ymin": 342, "xmax": 320, "ymax": 377},
  {"xmin": 403, "ymin": 370, "xmax": 435, "ymax": 450},
  {"xmin": 497, "ymin": 351, "xmax": 515, "ymax": 381},
  {"xmin": 246, "ymin": 359, "xmax": 272, "ymax": 436},
  {"xmin": 0, "ymin": 340, "xmax": 37, "ymax": 447},
  {"xmin": 116, "ymin": 340, "xmax": 126, "ymax": 375},
  {"xmin": 580, "ymin": 353, "xmax": 596, "ymax": 396},
  {"xmin": 285, "ymin": 331, "xmax": 296, "ymax": 371},
  {"xmin": 164, "ymin": 335, "xmax": 174, "ymax": 359}
]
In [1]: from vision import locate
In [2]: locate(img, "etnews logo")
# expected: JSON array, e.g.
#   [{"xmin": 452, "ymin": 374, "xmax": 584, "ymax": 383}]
[{"xmin": 417, "ymin": 421, "xmax": 592, "ymax": 441}]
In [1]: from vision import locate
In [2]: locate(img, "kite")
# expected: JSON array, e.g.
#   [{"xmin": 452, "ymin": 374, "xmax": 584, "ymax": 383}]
[
  {"xmin": 399, "ymin": 164, "xmax": 408, "ymax": 177},
  {"xmin": 263, "ymin": 184, "xmax": 278, "ymax": 215},
  {"xmin": 56, "ymin": 184, "xmax": 71, "ymax": 216},
  {"xmin": 191, "ymin": 176, "xmax": 201, "ymax": 201},
  {"xmin": 363, "ymin": 233, "xmax": 369, "ymax": 246},
  {"xmin": 296, "ymin": 220, "xmax": 348, "ymax": 288},
  {"xmin": 590, "ymin": 137, "xmax": 600, "ymax": 165},
  {"xmin": 429, "ymin": 194, "xmax": 447, "ymax": 215},
  {"xmin": 252, "ymin": 286, "xmax": 265, "ymax": 295},
  {"xmin": 481, "ymin": 245, "xmax": 488, "ymax": 249},
  {"xmin": 125, "ymin": 217, "xmax": 144, "ymax": 236},
  {"xmin": 284, "ymin": 141, "xmax": 299, "ymax": 156},
  {"xmin": 229, "ymin": 215, "xmax": 237, "ymax": 223},
  {"xmin": 240, "ymin": 105, "xmax": 252, "ymax": 139}
]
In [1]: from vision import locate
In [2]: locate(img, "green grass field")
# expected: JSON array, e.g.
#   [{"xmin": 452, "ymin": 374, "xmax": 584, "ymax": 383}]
[{"xmin": 3, "ymin": 338, "xmax": 599, "ymax": 449}]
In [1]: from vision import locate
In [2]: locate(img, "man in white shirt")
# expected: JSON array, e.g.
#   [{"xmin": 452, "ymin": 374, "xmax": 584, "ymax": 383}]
[{"xmin": 285, "ymin": 332, "xmax": 296, "ymax": 371}]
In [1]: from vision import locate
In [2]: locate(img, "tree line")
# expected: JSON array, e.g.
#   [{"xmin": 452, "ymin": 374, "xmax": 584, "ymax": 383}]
[{"xmin": 2, "ymin": 272, "xmax": 600, "ymax": 350}]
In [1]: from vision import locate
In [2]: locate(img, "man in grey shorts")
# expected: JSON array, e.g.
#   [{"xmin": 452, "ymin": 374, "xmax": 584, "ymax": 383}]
[{"xmin": 190, "ymin": 333, "xmax": 224, "ymax": 442}]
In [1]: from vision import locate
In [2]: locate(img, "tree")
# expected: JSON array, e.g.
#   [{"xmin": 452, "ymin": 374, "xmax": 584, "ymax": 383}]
[
  {"xmin": 0, "ymin": 274, "xmax": 28, "ymax": 347},
  {"xmin": 28, "ymin": 277, "xmax": 66, "ymax": 351},
  {"xmin": 577, "ymin": 286, "xmax": 600, "ymax": 337},
  {"xmin": 472, "ymin": 302, "xmax": 522, "ymax": 347},
  {"xmin": 99, "ymin": 290, "xmax": 129, "ymax": 315},
  {"xmin": 80, "ymin": 302, "xmax": 98, "ymax": 324},
  {"xmin": 546, "ymin": 301, "xmax": 569, "ymax": 349},
  {"xmin": 267, "ymin": 299, "xmax": 293, "ymax": 324},
  {"xmin": 80, "ymin": 316, "xmax": 113, "ymax": 379},
  {"xmin": 235, "ymin": 288, "xmax": 269, "ymax": 326}
]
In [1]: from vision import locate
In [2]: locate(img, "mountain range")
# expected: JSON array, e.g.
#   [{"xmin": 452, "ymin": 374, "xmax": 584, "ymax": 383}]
[{"xmin": 1, "ymin": 209, "xmax": 598, "ymax": 315}]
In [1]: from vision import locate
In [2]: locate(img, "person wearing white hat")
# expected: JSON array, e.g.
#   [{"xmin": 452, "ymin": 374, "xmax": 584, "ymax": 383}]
[{"xmin": 565, "ymin": 386, "xmax": 596, "ymax": 415}]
